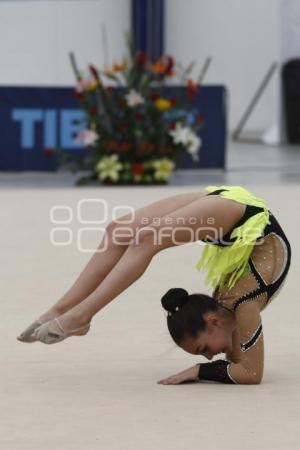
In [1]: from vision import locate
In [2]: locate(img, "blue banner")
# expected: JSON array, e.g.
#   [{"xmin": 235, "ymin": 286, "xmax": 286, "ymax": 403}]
[
  {"xmin": 0, "ymin": 86, "xmax": 86, "ymax": 171},
  {"xmin": 0, "ymin": 86, "xmax": 226, "ymax": 171}
]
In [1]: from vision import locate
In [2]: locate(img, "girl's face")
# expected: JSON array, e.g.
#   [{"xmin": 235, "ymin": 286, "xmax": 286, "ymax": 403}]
[{"xmin": 180, "ymin": 312, "xmax": 236, "ymax": 360}]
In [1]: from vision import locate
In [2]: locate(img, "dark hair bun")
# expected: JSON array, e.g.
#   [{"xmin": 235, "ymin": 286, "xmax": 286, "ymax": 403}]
[{"xmin": 161, "ymin": 288, "xmax": 189, "ymax": 313}]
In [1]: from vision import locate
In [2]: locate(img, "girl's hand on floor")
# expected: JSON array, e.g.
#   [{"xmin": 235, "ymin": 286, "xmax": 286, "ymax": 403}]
[{"xmin": 157, "ymin": 364, "xmax": 199, "ymax": 385}]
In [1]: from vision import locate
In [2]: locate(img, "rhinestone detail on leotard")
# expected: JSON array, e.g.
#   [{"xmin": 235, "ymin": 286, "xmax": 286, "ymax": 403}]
[{"xmin": 240, "ymin": 323, "xmax": 263, "ymax": 352}]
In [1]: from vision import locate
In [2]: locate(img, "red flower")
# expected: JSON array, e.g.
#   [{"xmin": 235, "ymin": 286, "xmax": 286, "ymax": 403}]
[
  {"xmin": 74, "ymin": 91, "xmax": 83, "ymax": 100},
  {"xmin": 197, "ymin": 114, "xmax": 206, "ymax": 123},
  {"xmin": 136, "ymin": 51, "xmax": 148, "ymax": 66},
  {"xmin": 137, "ymin": 142, "xmax": 153, "ymax": 157},
  {"xmin": 151, "ymin": 55, "xmax": 175, "ymax": 77},
  {"xmin": 150, "ymin": 92, "xmax": 160, "ymax": 101},
  {"xmin": 89, "ymin": 64, "xmax": 101, "ymax": 84},
  {"xmin": 135, "ymin": 111, "xmax": 144, "ymax": 121},
  {"xmin": 44, "ymin": 148, "xmax": 54, "ymax": 157},
  {"xmin": 117, "ymin": 98, "xmax": 126, "ymax": 108},
  {"xmin": 120, "ymin": 142, "xmax": 132, "ymax": 152},
  {"xmin": 132, "ymin": 163, "xmax": 145, "ymax": 176},
  {"xmin": 120, "ymin": 121, "xmax": 129, "ymax": 130},
  {"xmin": 137, "ymin": 148, "xmax": 145, "ymax": 157},
  {"xmin": 138, "ymin": 142, "xmax": 147, "ymax": 152},
  {"xmin": 165, "ymin": 56, "xmax": 174, "ymax": 76},
  {"xmin": 89, "ymin": 106, "xmax": 98, "ymax": 116},
  {"xmin": 187, "ymin": 79, "xmax": 198, "ymax": 100},
  {"xmin": 169, "ymin": 96, "xmax": 177, "ymax": 107},
  {"xmin": 159, "ymin": 144, "xmax": 172, "ymax": 154},
  {"xmin": 105, "ymin": 140, "xmax": 118, "ymax": 150},
  {"xmin": 106, "ymin": 85, "xmax": 114, "ymax": 93}
]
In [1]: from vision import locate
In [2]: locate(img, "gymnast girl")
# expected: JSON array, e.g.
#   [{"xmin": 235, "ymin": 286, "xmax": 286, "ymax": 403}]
[{"xmin": 17, "ymin": 185, "xmax": 291, "ymax": 385}]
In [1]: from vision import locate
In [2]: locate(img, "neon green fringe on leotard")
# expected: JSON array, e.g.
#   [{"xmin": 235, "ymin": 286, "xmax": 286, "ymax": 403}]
[{"xmin": 195, "ymin": 185, "xmax": 270, "ymax": 290}]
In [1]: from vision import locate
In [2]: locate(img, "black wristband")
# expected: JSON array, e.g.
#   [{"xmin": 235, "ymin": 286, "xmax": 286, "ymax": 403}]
[{"xmin": 197, "ymin": 359, "xmax": 236, "ymax": 384}]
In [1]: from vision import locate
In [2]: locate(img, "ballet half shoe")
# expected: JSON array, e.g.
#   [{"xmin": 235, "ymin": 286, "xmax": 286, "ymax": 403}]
[
  {"xmin": 33, "ymin": 317, "xmax": 90, "ymax": 345},
  {"xmin": 17, "ymin": 319, "xmax": 45, "ymax": 343}
]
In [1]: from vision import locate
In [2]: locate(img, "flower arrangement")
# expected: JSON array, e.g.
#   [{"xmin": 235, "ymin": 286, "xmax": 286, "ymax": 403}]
[{"xmin": 67, "ymin": 35, "xmax": 205, "ymax": 185}]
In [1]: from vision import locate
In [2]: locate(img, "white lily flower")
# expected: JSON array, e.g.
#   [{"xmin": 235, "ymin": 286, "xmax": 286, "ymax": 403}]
[
  {"xmin": 187, "ymin": 134, "xmax": 201, "ymax": 162},
  {"xmin": 125, "ymin": 89, "xmax": 145, "ymax": 107},
  {"xmin": 169, "ymin": 122, "xmax": 201, "ymax": 161},
  {"xmin": 169, "ymin": 122, "xmax": 190, "ymax": 145},
  {"xmin": 76, "ymin": 129, "xmax": 99, "ymax": 146}
]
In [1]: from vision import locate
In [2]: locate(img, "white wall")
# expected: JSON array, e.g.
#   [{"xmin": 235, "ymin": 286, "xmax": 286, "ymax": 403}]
[
  {"xmin": 166, "ymin": 0, "xmax": 279, "ymax": 132},
  {"xmin": 0, "ymin": 0, "xmax": 280, "ymax": 131},
  {"xmin": 0, "ymin": 0, "xmax": 130, "ymax": 86}
]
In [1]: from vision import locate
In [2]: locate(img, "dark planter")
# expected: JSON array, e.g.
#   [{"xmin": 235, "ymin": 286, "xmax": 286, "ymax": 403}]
[
  {"xmin": 101, "ymin": 178, "xmax": 169, "ymax": 186},
  {"xmin": 75, "ymin": 173, "xmax": 169, "ymax": 186}
]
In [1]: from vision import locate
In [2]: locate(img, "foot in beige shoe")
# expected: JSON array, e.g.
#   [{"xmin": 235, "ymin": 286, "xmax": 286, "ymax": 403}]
[
  {"xmin": 34, "ymin": 317, "xmax": 90, "ymax": 345},
  {"xmin": 17, "ymin": 307, "xmax": 63, "ymax": 343},
  {"xmin": 17, "ymin": 320, "xmax": 44, "ymax": 343}
]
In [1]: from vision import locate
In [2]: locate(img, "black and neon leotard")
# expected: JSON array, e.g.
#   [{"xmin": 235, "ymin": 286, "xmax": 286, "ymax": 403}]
[{"xmin": 196, "ymin": 186, "xmax": 291, "ymax": 384}]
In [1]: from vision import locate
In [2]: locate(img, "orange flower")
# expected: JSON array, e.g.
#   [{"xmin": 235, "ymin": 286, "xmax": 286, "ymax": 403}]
[
  {"xmin": 103, "ymin": 67, "xmax": 115, "ymax": 76},
  {"xmin": 113, "ymin": 62, "xmax": 127, "ymax": 72},
  {"xmin": 151, "ymin": 58, "xmax": 164, "ymax": 74},
  {"xmin": 151, "ymin": 56, "xmax": 175, "ymax": 76},
  {"xmin": 104, "ymin": 61, "xmax": 127, "ymax": 76}
]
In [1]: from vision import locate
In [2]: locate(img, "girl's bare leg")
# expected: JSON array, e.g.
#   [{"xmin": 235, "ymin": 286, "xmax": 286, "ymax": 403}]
[
  {"xmin": 38, "ymin": 240, "xmax": 128, "ymax": 322},
  {"xmin": 45, "ymin": 195, "xmax": 245, "ymax": 336},
  {"xmin": 37, "ymin": 191, "xmax": 207, "ymax": 323}
]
